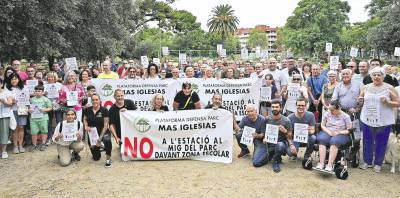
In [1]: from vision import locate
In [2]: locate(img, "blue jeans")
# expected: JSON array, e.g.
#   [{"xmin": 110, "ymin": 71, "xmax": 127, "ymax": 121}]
[
  {"xmin": 361, "ymin": 122, "xmax": 391, "ymax": 166},
  {"xmin": 293, "ymin": 135, "xmax": 317, "ymax": 158},
  {"xmin": 235, "ymin": 133, "xmax": 269, "ymax": 167},
  {"xmin": 269, "ymin": 141, "xmax": 289, "ymax": 163},
  {"xmin": 317, "ymin": 131, "xmax": 349, "ymax": 146},
  {"xmin": 48, "ymin": 110, "xmax": 63, "ymax": 139}
]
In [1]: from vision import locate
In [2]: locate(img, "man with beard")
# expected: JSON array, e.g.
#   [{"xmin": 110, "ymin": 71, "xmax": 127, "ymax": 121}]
[{"xmin": 264, "ymin": 100, "xmax": 294, "ymax": 173}]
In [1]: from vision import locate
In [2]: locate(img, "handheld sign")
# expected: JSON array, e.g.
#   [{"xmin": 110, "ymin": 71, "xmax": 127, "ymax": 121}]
[
  {"xmin": 220, "ymin": 49, "xmax": 227, "ymax": 58},
  {"xmin": 394, "ymin": 47, "xmax": 400, "ymax": 57},
  {"xmin": 141, "ymin": 56, "xmax": 149, "ymax": 68},
  {"xmin": 62, "ymin": 123, "xmax": 77, "ymax": 141},
  {"xmin": 260, "ymin": 87, "xmax": 272, "ymax": 102},
  {"xmin": 26, "ymin": 80, "xmax": 39, "ymax": 95},
  {"xmin": 89, "ymin": 127, "xmax": 99, "ymax": 146},
  {"xmin": 240, "ymin": 126, "xmax": 255, "ymax": 146},
  {"xmin": 45, "ymin": 83, "xmax": 62, "ymax": 99},
  {"xmin": 364, "ymin": 96, "xmax": 380, "ymax": 126},
  {"xmin": 241, "ymin": 48, "xmax": 248, "ymax": 60},
  {"xmin": 325, "ymin": 43, "xmax": 333, "ymax": 53},
  {"xmin": 66, "ymin": 91, "xmax": 78, "ymax": 106},
  {"xmin": 329, "ymin": 56, "xmax": 339, "ymax": 70},
  {"xmin": 30, "ymin": 104, "xmax": 43, "ymax": 119},
  {"xmin": 162, "ymin": 47, "xmax": 169, "ymax": 56},
  {"xmin": 255, "ymin": 46, "xmax": 261, "ymax": 58},
  {"xmin": 350, "ymin": 47, "xmax": 358, "ymax": 57},
  {"xmin": 65, "ymin": 57, "xmax": 78, "ymax": 72},
  {"xmin": 16, "ymin": 89, "xmax": 30, "ymax": 106},
  {"xmin": 153, "ymin": 58, "xmax": 161, "ymax": 66},
  {"xmin": 217, "ymin": 44, "xmax": 223, "ymax": 54},
  {"xmin": 294, "ymin": 123, "xmax": 308, "ymax": 143},
  {"xmin": 179, "ymin": 53, "xmax": 187, "ymax": 64},
  {"xmin": 261, "ymin": 50, "xmax": 269, "ymax": 59},
  {"xmin": 264, "ymin": 124, "xmax": 279, "ymax": 144}
]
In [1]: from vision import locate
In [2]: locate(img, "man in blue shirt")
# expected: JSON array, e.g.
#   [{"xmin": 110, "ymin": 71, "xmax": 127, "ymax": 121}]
[{"xmin": 306, "ymin": 64, "xmax": 328, "ymax": 121}]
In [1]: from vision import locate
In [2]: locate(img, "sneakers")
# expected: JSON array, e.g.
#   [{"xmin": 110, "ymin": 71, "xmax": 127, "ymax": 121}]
[
  {"xmin": 359, "ymin": 163, "xmax": 373, "ymax": 170},
  {"xmin": 1, "ymin": 152, "xmax": 8, "ymax": 159},
  {"xmin": 13, "ymin": 146, "xmax": 19, "ymax": 154},
  {"xmin": 237, "ymin": 150, "xmax": 250, "ymax": 158},
  {"xmin": 72, "ymin": 151, "xmax": 81, "ymax": 161},
  {"xmin": 46, "ymin": 140, "xmax": 52, "ymax": 145},
  {"xmin": 325, "ymin": 165, "xmax": 333, "ymax": 172},
  {"xmin": 28, "ymin": 145, "xmax": 38, "ymax": 152},
  {"xmin": 373, "ymin": 165, "xmax": 381, "ymax": 173},
  {"xmin": 39, "ymin": 144, "xmax": 47, "ymax": 151},
  {"xmin": 315, "ymin": 163, "xmax": 324, "ymax": 170},
  {"xmin": 272, "ymin": 162, "xmax": 281, "ymax": 173},
  {"xmin": 19, "ymin": 146, "xmax": 25, "ymax": 153},
  {"xmin": 105, "ymin": 159, "xmax": 112, "ymax": 168}
]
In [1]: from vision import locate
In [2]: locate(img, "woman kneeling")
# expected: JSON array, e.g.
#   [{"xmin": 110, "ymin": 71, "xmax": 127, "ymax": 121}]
[
  {"xmin": 52, "ymin": 109, "xmax": 84, "ymax": 167},
  {"xmin": 316, "ymin": 100, "xmax": 352, "ymax": 172}
]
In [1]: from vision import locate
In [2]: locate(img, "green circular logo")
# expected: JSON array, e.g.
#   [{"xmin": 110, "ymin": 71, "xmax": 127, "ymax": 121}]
[
  {"xmin": 100, "ymin": 83, "xmax": 114, "ymax": 97},
  {"xmin": 134, "ymin": 117, "xmax": 151, "ymax": 133}
]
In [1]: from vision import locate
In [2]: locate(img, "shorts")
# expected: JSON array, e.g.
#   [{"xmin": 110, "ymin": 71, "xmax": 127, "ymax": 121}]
[
  {"xmin": 0, "ymin": 117, "xmax": 10, "ymax": 144},
  {"xmin": 317, "ymin": 131, "xmax": 349, "ymax": 147},
  {"xmin": 30, "ymin": 119, "xmax": 48, "ymax": 135},
  {"xmin": 13, "ymin": 111, "xmax": 28, "ymax": 126}
]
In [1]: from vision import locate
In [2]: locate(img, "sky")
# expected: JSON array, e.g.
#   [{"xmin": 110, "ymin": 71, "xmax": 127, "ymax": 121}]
[{"xmin": 171, "ymin": 0, "xmax": 372, "ymax": 30}]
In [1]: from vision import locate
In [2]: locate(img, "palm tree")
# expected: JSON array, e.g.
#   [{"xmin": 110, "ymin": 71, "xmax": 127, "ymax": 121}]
[{"xmin": 207, "ymin": 4, "xmax": 240, "ymax": 41}]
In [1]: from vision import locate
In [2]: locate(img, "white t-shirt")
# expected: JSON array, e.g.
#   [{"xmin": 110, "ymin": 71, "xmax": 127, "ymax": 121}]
[{"xmin": 0, "ymin": 89, "xmax": 13, "ymax": 118}]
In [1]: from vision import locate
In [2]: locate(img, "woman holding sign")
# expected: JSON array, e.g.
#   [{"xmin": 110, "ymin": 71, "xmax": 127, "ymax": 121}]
[
  {"xmin": 6, "ymin": 73, "xmax": 30, "ymax": 154},
  {"xmin": 283, "ymin": 73, "xmax": 308, "ymax": 115},
  {"xmin": 59, "ymin": 71, "xmax": 85, "ymax": 121},
  {"xmin": 359, "ymin": 67, "xmax": 399, "ymax": 172},
  {"xmin": 83, "ymin": 94, "xmax": 115, "ymax": 168},
  {"xmin": 52, "ymin": 109, "xmax": 84, "ymax": 166},
  {"xmin": 316, "ymin": 100, "xmax": 352, "ymax": 172},
  {"xmin": 44, "ymin": 72, "xmax": 63, "ymax": 143}
]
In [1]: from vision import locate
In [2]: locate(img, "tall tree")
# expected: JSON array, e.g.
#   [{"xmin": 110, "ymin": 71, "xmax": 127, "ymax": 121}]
[
  {"xmin": 281, "ymin": 0, "xmax": 350, "ymax": 56},
  {"xmin": 247, "ymin": 29, "xmax": 269, "ymax": 49},
  {"xmin": 207, "ymin": 4, "xmax": 239, "ymax": 41}
]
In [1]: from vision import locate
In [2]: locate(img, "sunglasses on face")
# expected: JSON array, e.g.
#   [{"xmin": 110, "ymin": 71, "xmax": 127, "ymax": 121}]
[{"xmin": 292, "ymin": 78, "xmax": 301, "ymax": 81}]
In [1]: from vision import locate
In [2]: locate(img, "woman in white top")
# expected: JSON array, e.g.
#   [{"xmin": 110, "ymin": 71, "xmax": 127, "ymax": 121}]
[
  {"xmin": 146, "ymin": 64, "xmax": 160, "ymax": 79},
  {"xmin": 283, "ymin": 73, "xmax": 308, "ymax": 115},
  {"xmin": 44, "ymin": 71, "xmax": 63, "ymax": 143},
  {"xmin": 359, "ymin": 67, "xmax": 399, "ymax": 172},
  {"xmin": 0, "ymin": 78, "xmax": 14, "ymax": 159},
  {"xmin": 52, "ymin": 109, "xmax": 84, "ymax": 166}
]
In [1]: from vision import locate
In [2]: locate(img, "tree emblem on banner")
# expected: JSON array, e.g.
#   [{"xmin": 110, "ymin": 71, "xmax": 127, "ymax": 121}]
[
  {"xmin": 191, "ymin": 83, "xmax": 199, "ymax": 93},
  {"xmin": 100, "ymin": 83, "xmax": 114, "ymax": 97},
  {"xmin": 134, "ymin": 117, "xmax": 151, "ymax": 133}
]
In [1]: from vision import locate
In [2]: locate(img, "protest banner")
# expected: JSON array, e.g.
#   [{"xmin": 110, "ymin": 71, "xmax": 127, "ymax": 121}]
[
  {"xmin": 92, "ymin": 78, "xmax": 262, "ymax": 120},
  {"xmin": 120, "ymin": 109, "xmax": 233, "ymax": 163}
]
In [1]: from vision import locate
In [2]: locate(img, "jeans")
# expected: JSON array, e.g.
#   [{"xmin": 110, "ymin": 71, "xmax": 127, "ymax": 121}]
[
  {"xmin": 269, "ymin": 141, "xmax": 288, "ymax": 163},
  {"xmin": 235, "ymin": 132, "xmax": 269, "ymax": 167},
  {"xmin": 48, "ymin": 110, "xmax": 63, "ymax": 140},
  {"xmin": 317, "ymin": 131, "xmax": 349, "ymax": 146},
  {"xmin": 361, "ymin": 122, "xmax": 391, "ymax": 166},
  {"xmin": 292, "ymin": 135, "xmax": 317, "ymax": 158}
]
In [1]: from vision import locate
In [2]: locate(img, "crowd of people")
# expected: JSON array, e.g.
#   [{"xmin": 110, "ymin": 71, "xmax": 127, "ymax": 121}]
[{"xmin": 0, "ymin": 56, "xmax": 399, "ymax": 175}]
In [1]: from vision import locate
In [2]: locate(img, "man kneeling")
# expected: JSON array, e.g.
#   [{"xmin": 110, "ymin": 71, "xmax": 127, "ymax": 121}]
[{"xmin": 52, "ymin": 109, "xmax": 84, "ymax": 167}]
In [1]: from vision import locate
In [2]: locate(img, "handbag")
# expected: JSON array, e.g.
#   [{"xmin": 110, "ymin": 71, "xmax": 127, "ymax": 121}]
[{"xmin": 10, "ymin": 114, "xmax": 17, "ymax": 130}]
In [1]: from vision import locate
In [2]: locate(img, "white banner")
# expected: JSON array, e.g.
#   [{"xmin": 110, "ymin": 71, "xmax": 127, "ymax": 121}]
[
  {"xmin": 92, "ymin": 78, "xmax": 262, "ymax": 120},
  {"xmin": 120, "ymin": 109, "xmax": 233, "ymax": 163}
]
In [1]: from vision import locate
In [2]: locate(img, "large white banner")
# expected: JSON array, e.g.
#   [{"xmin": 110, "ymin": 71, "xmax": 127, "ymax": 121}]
[
  {"xmin": 120, "ymin": 109, "xmax": 233, "ymax": 163},
  {"xmin": 92, "ymin": 78, "xmax": 262, "ymax": 120}
]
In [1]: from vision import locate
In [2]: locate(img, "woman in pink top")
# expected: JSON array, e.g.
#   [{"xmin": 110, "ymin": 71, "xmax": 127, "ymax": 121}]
[{"xmin": 59, "ymin": 71, "xmax": 85, "ymax": 121}]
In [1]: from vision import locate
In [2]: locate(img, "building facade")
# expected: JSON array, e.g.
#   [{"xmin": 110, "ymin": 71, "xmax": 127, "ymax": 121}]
[{"xmin": 236, "ymin": 25, "xmax": 278, "ymax": 54}]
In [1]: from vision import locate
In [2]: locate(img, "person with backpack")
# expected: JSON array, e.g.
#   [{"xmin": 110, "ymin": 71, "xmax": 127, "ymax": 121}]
[{"xmin": 52, "ymin": 109, "xmax": 84, "ymax": 167}]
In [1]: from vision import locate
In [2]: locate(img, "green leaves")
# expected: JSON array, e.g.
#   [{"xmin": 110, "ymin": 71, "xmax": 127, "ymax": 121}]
[{"xmin": 207, "ymin": 4, "xmax": 239, "ymax": 41}]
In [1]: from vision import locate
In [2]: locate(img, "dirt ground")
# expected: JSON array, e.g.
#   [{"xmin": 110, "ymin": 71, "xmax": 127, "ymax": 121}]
[{"xmin": 0, "ymin": 139, "xmax": 399, "ymax": 198}]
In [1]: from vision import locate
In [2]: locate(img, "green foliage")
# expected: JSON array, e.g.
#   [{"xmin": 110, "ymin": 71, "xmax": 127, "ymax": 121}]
[
  {"xmin": 247, "ymin": 29, "xmax": 269, "ymax": 49},
  {"xmin": 281, "ymin": 0, "xmax": 350, "ymax": 56},
  {"xmin": 207, "ymin": 4, "xmax": 239, "ymax": 41}
]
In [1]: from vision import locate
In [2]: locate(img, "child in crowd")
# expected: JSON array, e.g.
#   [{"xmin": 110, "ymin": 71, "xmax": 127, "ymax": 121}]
[{"xmin": 28, "ymin": 85, "xmax": 52, "ymax": 151}]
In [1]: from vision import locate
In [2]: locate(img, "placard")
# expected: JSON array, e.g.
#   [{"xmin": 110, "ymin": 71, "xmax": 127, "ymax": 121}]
[
  {"xmin": 220, "ymin": 49, "xmax": 227, "ymax": 58},
  {"xmin": 260, "ymin": 87, "xmax": 272, "ymax": 102},
  {"xmin": 153, "ymin": 58, "xmax": 161, "ymax": 66},
  {"xmin": 15, "ymin": 89, "xmax": 30, "ymax": 106},
  {"xmin": 329, "ymin": 56, "xmax": 339, "ymax": 70},
  {"xmin": 364, "ymin": 96, "xmax": 380, "ymax": 126},
  {"xmin": 261, "ymin": 50, "xmax": 269, "ymax": 59},
  {"xmin": 350, "ymin": 47, "xmax": 358, "ymax": 57},
  {"xmin": 62, "ymin": 123, "xmax": 77, "ymax": 141},
  {"xmin": 30, "ymin": 104, "xmax": 43, "ymax": 119},
  {"xmin": 26, "ymin": 80, "xmax": 39, "ymax": 95},
  {"xmin": 241, "ymin": 48, "xmax": 248, "ymax": 60},
  {"xmin": 89, "ymin": 127, "xmax": 99, "ymax": 146},
  {"xmin": 264, "ymin": 124, "xmax": 279, "ymax": 144},
  {"xmin": 255, "ymin": 46, "xmax": 261, "ymax": 58},
  {"xmin": 179, "ymin": 53, "xmax": 187, "ymax": 64},
  {"xmin": 326, "ymin": 43, "xmax": 333, "ymax": 53},
  {"xmin": 66, "ymin": 91, "xmax": 78, "ymax": 106},
  {"xmin": 141, "ymin": 56, "xmax": 149, "ymax": 68},
  {"xmin": 45, "ymin": 83, "xmax": 62, "ymax": 99},
  {"xmin": 294, "ymin": 123, "xmax": 308, "ymax": 143},
  {"xmin": 65, "ymin": 57, "xmax": 78, "ymax": 72},
  {"xmin": 240, "ymin": 126, "xmax": 255, "ymax": 146},
  {"xmin": 162, "ymin": 47, "xmax": 169, "ymax": 56},
  {"xmin": 217, "ymin": 44, "xmax": 223, "ymax": 54},
  {"xmin": 394, "ymin": 47, "xmax": 400, "ymax": 57}
]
